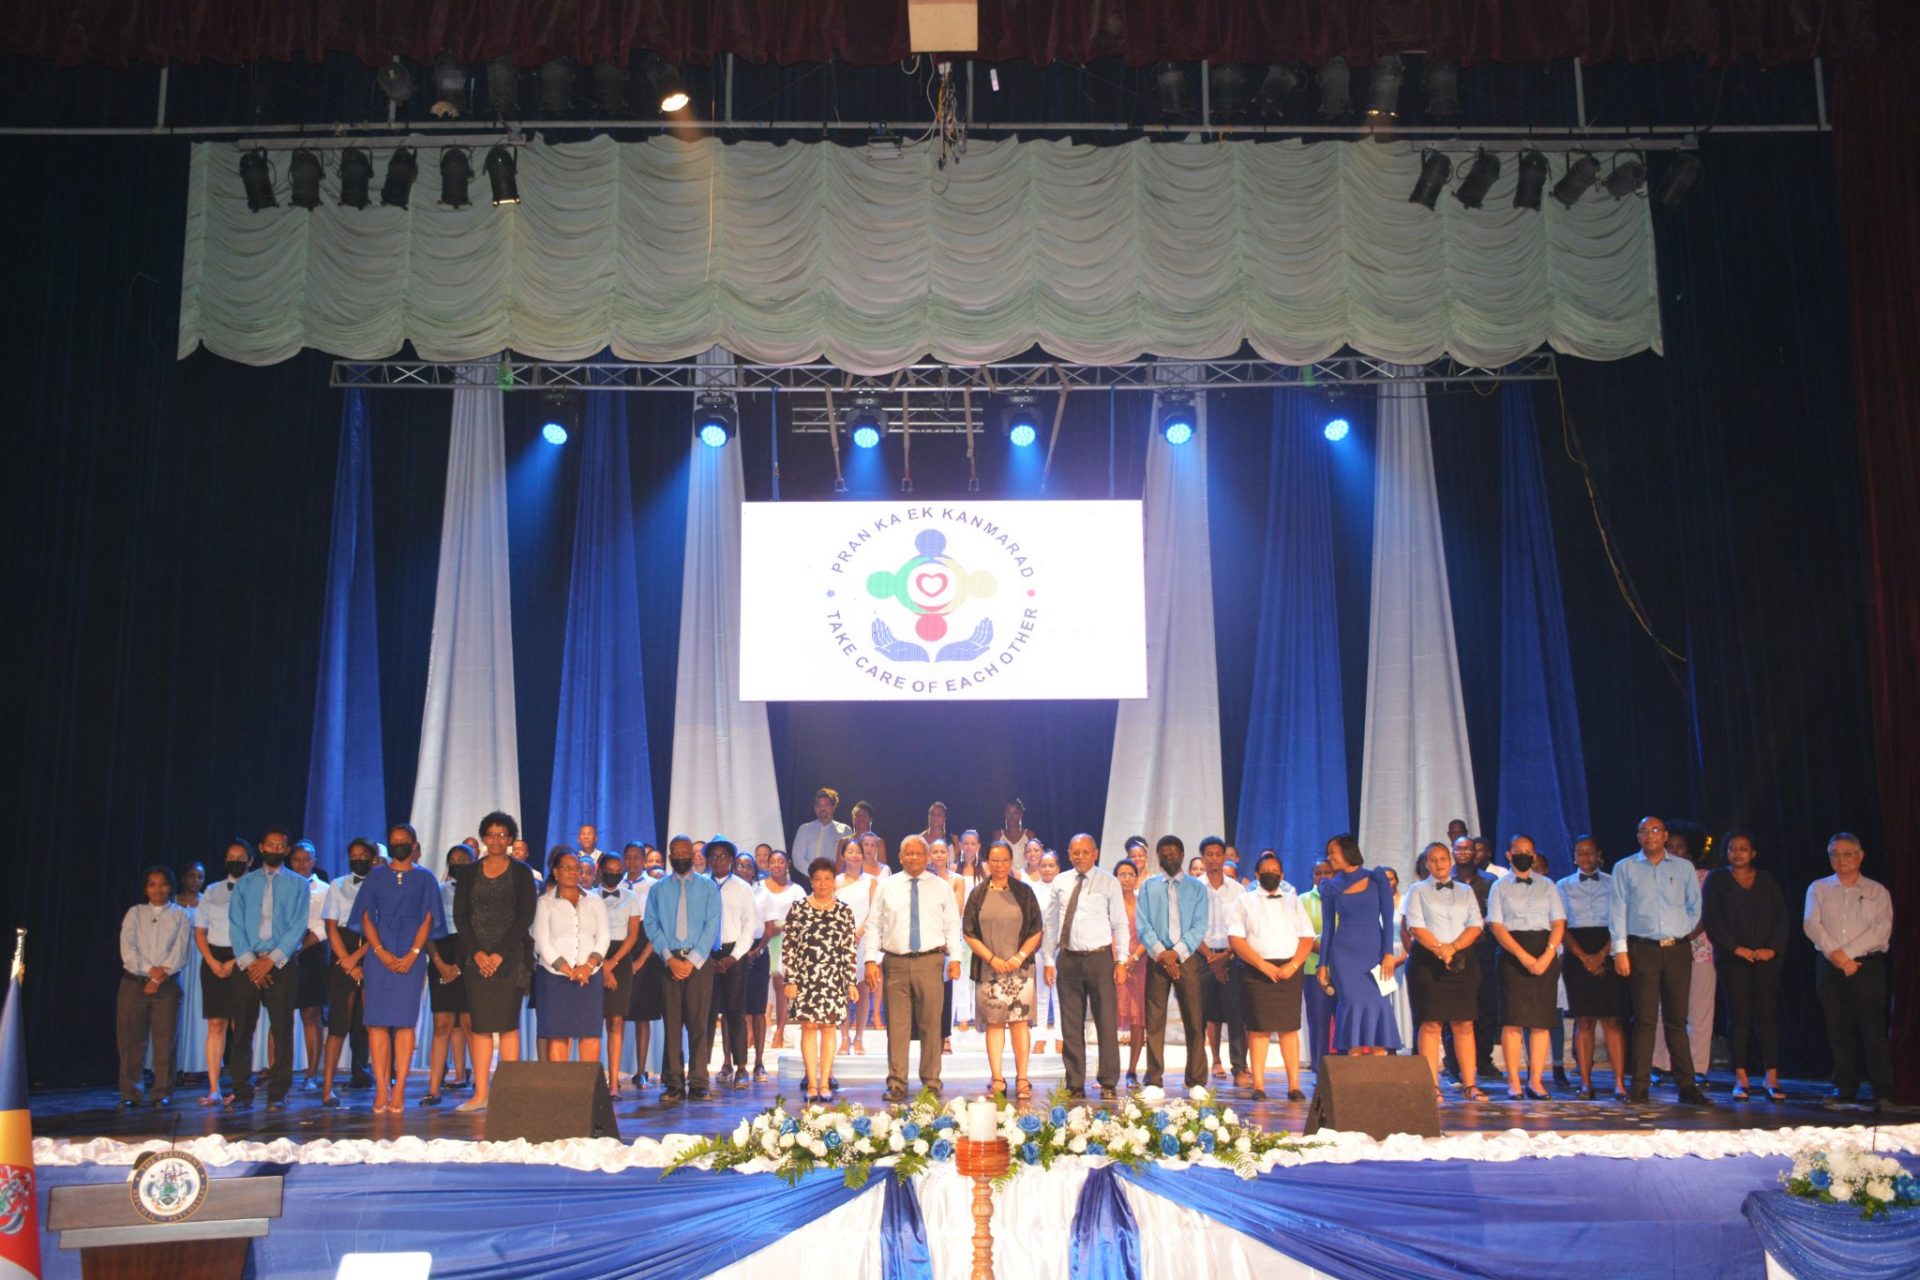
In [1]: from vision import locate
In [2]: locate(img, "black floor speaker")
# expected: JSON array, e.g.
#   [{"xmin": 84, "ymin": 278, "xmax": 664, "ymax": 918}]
[
  {"xmin": 484, "ymin": 1062, "xmax": 618, "ymax": 1143},
  {"xmin": 1303, "ymin": 1055, "xmax": 1440, "ymax": 1139}
]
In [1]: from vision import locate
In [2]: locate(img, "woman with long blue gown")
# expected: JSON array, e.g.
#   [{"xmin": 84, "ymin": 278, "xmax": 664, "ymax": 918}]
[
  {"xmin": 1316, "ymin": 834, "xmax": 1404, "ymax": 1055},
  {"xmin": 347, "ymin": 825, "xmax": 447, "ymax": 1114}
]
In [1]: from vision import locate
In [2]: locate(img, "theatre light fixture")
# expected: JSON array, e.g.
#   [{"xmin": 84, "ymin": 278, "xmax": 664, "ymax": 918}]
[
  {"xmin": 1452, "ymin": 150, "xmax": 1501, "ymax": 210},
  {"xmin": 240, "ymin": 149, "xmax": 277, "ymax": 211},
  {"xmin": 1366, "ymin": 55, "xmax": 1405, "ymax": 120},
  {"xmin": 338, "ymin": 147, "xmax": 372, "ymax": 209},
  {"xmin": 1316, "ymin": 58, "xmax": 1352, "ymax": 119},
  {"xmin": 484, "ymin": 145, "xmax": 519, "ymax": 205},
  {"xmin": 1514, "ymin": 149, "xmax": 1550, "ymax": 211},
  {"xmin": 1408, "ymin": 150, "xmax": 1453, "ymax": 209},
  {"xmin": 1552, "ymin": 153, "xmax": 1602, "ymax": 208},
  {"xmin": 645, "ymin": 55, "xmax": 689, "ymax": 113},
  {"xmin": 288, "ymin": 149, "xmax": 323, "ymax": 210},
  {"xmin": 1158, "ymin": 392, "xmax": 1196, "ymax": 446},
  {"xmin": 380, "ymin": 147, "xmax": 418, "ymax": 208},
  {"xmin": 1656, "ymin": 152, "xmax": 1702, "ymax": 207},
  {"xmin": 695, "ymin": 394, "xmax": 737, "ymax": 448},
  {"xmin": 439, "ymin": 147, "xmax": 472, "ymax": 208}
]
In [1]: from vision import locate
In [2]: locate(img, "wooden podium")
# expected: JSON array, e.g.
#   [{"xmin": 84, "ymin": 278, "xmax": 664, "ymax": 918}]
[{"xmin": 47, "ymin": 1174, "xmax": 284, "ymax": 1280}]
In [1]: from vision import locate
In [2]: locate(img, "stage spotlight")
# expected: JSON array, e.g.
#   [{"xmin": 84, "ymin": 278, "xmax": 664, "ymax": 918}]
[
  {"xmin": 487, "ymin": 56, "xmax": 519, "ymax": 118},
  {"xmin": 1408, "ymin": 150, "xmax": 1452, "ymax": 209},
  {"xmin": 1604, "ymin": 154, "xmax": 1648, "ymax": 200},
  {"xmin": 1423, "ymin": 60, "xmax": 1460, "ymax": 120},
  {"xmin": 1154, "ymin": 61, "xmax": 1189, "ymax": 118},
  {"xmin": 439, "ymin": 147, "xmax": 472, "ymax": 208},
  {"xmin": 376, "ymin": 59, "xmax": 415, "ymax": 105},
  {"xmin": 1655, "ymin": 152, "xmax": 1702, "ymax": 207},
  {"xmin": 380, "ymin": 147, "xmax": 418, "ymax": 208},
  {"xmin": 645, "ymin": 54, "xmax": 689, "ymax": 113},
  {"xmin": 1323, "ymin": 417, "xmax": 1351, "ymax": 442},
  {"xmin": 845, "ymin": 398, "xmax": 884, "ymax": 450},
  {"xmin": 1252, "ymin": 63, "xmax": 1304, "ymax": 120},
  {"xmin": 338, "ymin": 147, "xmax": 373, "ymax": 209},
  {"xmin": 484, "ymin": 145, "xmax": 519, "ymax": 205},
  {"xmin": 1514, "ymin": 149, "xmax": 1550, "ymax": 211},
  {"xmin": 594, "ymin": 60, "xmax": 631, "ymax": 115},
  {"xmin": 1316, "ymin": 57, "xmax": 1351, "ymax": 119},
  {"xmin": 538, "ymin": 59, "xmax": 575, "ymax": 115},
  {"xmin": 289, "ymin": 149, "xmax": 323, "ymax": 210},
  {"xmin": 1158, "ymin": 393, "xmax": 1196, "ymax": 446},
  {"xmin": 1208, "ymin": 63, "xmax": 1250, "ymax": 122},
  {"xmin": 240, "ymin": 149, "xmax": 277, "ymax": 211},
  {"xmin": 1003, "ymin": 396, "xmax": 1041, "ymax": 448},
  {"xmin": 1365, "ymin": 54, "xmax": 1404, "ymax": 120},
  {"xmin": 1552, "ymin": 153, "xmax": 1601, "ymax": 208},
  {"xmin": 1451, "ymin": 150, "xmax": 1501, "ymax": 210},
  {"xmin": 432, "ymin": 50, "xmax": 467, "ymax": 116},
  {"xmin": 694, "ymin": 394, "xmax": 736, "ymax": 448},
  {"xmin": 542, "ymin": 421, "xmax": 568, "ymax": 445}
]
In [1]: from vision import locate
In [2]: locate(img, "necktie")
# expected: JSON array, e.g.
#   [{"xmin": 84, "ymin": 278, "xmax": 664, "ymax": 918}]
[
  {"xmin": 909, "ymin": 877, "xmax": 922, "ymax": 952},
  {"xmin": 1581, "ymin": 873, "xmax": 1600, "ymax": 882},
  {"xmin": 1059, "ymin": 874, "xmax": 1086, "ymax": 949},
  {"xmin": 1437, "ymin": 882, "xmax": 1455, "ymax": 892},
  {"xmin": 675, "ymin": 877, "xmax": 689, "ymax": 940},
  {"xmin": 1167, "ymin": 878, "xmax": 1181, "ymax": 942},
  {"xmin": 260, "ymin": 870, "xmax": 275, "ymax": 938}
]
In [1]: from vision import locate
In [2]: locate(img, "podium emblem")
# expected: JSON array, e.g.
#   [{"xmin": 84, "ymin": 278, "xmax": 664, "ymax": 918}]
[{"xmin": 129, "ymin": 1149, "xmax": 210, "ymax": 1223}]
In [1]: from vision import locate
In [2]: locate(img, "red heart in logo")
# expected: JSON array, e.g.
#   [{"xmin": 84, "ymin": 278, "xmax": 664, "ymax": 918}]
[{"xmin": 914, "ymin": 571, "xmax": 950, "ymax": 597}]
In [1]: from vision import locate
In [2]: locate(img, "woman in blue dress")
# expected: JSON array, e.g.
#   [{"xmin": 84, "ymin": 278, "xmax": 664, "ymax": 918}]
[
  {"xmin": 1316, "ymin": 833, "xmax": 1404, "ymax": 1055},
  {"xmin": 347, "ymin": 824, "xmax": 447, "ymax": 1114}
]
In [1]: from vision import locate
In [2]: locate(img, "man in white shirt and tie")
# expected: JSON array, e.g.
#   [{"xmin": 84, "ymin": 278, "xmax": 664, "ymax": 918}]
[
  {"xmin": 864, "ymin": 834, "xmax": 965, "ymax": 1101},
  {"xmin": 791, "ymin": 787, "xmax": 854, "ymax": 873},
  {"xmin": 1043, "ymin": 834, "xmax": 1130, "ymax": 1099},
  {"xmin": 708, "ymin": 840, "xmax": 762, "ymax": 1090}
]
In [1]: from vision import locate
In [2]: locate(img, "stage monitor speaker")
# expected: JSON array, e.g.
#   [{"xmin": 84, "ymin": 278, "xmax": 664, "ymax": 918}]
[
  {"xmin": 484, "ymin": 1062, "xmax": 617, "ymax": 1143},
  {"xmin": 1303, "ymin": 1056, "xmax": 1440, "ymax": 1140}
]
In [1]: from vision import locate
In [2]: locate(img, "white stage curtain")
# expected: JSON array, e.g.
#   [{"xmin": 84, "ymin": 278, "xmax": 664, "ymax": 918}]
[
  {"xmin": 1102, "ymin": 395, "xmax": 1226, "ymax": 852},
  {"xmin": 178, "ymin": 136, "xmax": 1661, "ymax": 373},
  {"xmin": 666, "ymin": 351, "xmax": 784, "ymax": 845},
  {"xmin": 409, "ymin": 365, "xmax": 522, "ymax": 874},
  {"xmin": 1355, "ymin": 373, "xmax": 1480, "ymax": 882}
]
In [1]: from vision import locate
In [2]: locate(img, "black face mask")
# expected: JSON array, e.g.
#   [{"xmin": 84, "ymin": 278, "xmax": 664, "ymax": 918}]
[
  {"xmin": 1510, "ymin": 853, "xmax": 1536, "ymax": 873},
  {"xmin": 225, "ymin": 861, "xmax": 248, "ymax": 879},
  {"xmin": 261, "ymin": 851, "xmax": 287, "ymax": 869},
  {"xmin": 349, "ymin": 859, "xmax": 374, "ymax": 877},
  {"xmin": 1158, "ymin": 853, "xmax": 1184, "ymax": 877},
  {"xmin": 1258, "ymin": 871, "xmax": 1283, "ymax": 892},
  {"xmin": 389, "ymin": 842, "xmax": 416, "ymax": 862},
  {"xmin": 670, "ymin": 856, "xmax": 694, "ymax": 875},
  {"xmin": 600, "ymin": 870, "xmax": 623, "ymax": 889}
]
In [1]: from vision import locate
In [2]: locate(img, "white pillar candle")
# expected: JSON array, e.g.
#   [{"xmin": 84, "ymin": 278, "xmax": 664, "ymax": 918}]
[{"xmin": 967, "ymin": 1099, "xmax": 998, "ymax": 1142}]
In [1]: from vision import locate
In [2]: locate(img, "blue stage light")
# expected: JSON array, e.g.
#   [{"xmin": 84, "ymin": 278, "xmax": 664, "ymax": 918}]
[
  {"xmin": 542, "ymin": 422, "xmax": 568, "ymax": 445},
  {"xmin": 1323, "ymin": 417, "xmax": 1351, "ymax": 442},
  {"xmin": 1009, "ymin": 421, "xmax": 1038, "ymax": 448},
  {"xmin": 1162, "ymin": 418, "xmax": 1194, "ymax": 446},
  {"xmin": 851, "ymin": 423, "xmax": 882, "ymax": 450},
  {"xmin": 698, "ymin": 422, "xmax": 730, "ymax": 448},
  {"xmin": 694, "ymin": 395, "xmax": 736, "ymax": 448},
  {"xmin": 1157, "ymin": 391, "xmax": 1196, "ymax": 446}
]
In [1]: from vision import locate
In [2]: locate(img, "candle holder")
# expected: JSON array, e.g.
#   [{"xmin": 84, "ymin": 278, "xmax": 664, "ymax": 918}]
[{"xmin": 955, "ymin": 1137, "xmax": 1010, "ymax": 1280}]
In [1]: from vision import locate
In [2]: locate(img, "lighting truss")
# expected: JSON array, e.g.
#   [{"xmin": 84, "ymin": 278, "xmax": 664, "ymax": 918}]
[{"xmin": 330, "ymin": 352, "xmax": 1558, "ymax": 434}]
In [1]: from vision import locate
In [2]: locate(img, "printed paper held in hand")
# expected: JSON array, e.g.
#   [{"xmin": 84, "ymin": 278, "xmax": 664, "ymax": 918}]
[{"xmin": 1368, "ymin": 964, "xmax": 1397, "ymax": 997}]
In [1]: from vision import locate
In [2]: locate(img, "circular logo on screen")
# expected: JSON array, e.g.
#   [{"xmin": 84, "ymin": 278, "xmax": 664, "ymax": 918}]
[{"xmin": 129, "ymin": 1148, "xmax": 209, "ymax": 1223}]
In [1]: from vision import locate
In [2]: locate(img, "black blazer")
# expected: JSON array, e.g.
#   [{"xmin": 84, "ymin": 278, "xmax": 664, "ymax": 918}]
[
  {"xmin": 451, "ymin": 856, "xmax": 538, "ymax": 976},
  {"xmin": 961, "ymin": 877, "xmax": 1045, "ymax": 986}
]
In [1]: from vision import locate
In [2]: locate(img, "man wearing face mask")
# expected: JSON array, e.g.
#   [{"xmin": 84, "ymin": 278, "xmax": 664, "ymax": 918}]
[
  {"xmin": 319, "ymin": 838, "xmax": 380, "ymax": 1105},
  {"xmin": 642, "ymin": 835, "xmax": 722, "ymax": 1100},
  {"xmin": 228, "ymin": 824, "xmax": 318, "ymax": 1110},
  {"xmin": 1133, "ymin": 836, "xmax": 1212, "ymax": 1089}
]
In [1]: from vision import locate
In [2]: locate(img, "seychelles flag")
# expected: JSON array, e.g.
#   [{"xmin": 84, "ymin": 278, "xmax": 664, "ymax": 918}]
[{"xmin": 0, "ymin": 935, "xmax": 38, "ymax": 1280}]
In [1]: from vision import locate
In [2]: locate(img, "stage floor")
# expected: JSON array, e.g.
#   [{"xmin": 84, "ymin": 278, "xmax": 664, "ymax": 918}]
[{"xmin": 34, "ymin": 1034, "xmax": 1882, "ymax": 1145}]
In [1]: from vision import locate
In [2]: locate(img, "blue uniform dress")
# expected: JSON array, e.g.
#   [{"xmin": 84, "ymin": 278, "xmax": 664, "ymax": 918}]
[
  {"xmin": 348, "ymin": 864, "xmax": 449, "ymax": 1029},
  {"xmin": 1321, "ymin": 867, "xmax": 1404, "ymax": 1052}
]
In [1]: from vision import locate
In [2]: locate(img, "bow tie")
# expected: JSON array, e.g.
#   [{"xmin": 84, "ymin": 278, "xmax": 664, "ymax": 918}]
[
  {"xmin": 1435, "ymin": 882, "xmax": 1455, "ymax": 891},
  {"xmin": 352, "ymin": 875, "xmax": 365, "ymax": 885},
  {"xmin": 1265, "ymin": 893, "xmax": 1285, "ymax": 900},
  {"xmin": 1580, "ymin": 873, "xmax": 1600, "ymax": 882}
]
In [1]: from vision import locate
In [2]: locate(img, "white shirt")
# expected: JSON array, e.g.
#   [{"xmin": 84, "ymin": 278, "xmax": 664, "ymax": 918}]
[
  {"xmin": 625, "ymin": 875, "xmax": 652, "ymax": 920},
  {"xmin": 304, "ymin": 875, "xmax": 329, "ymax": 943},
  {"xmin": 196, "ymin": 878, "xmax": 239, "ymax": 947},
  {"xmin": 837, "ymin": 874, "xmax": 882, "ymax": 933},
  {"xmin": 1043, "ymin": 866, "xmax": 1130, "ymax": 962},
  {"xmin": 863, "ymin": 872, "xmax": 966, "ymax": 965},
  {"xmin": 1804, "ymin": 874, "xmax": 1893, "ymax": 960},
  {"xmin": 791, "ymin": 819, "xmax": 853, "ymax": 870},
  {"xmin": 596, "ymin": 884, "xmax": 642, "ymax": 941},
  {"xmin": 121, "ymin": 902, "xmax": 193, "ymax": 977},
  {"xmin": 532, "ymin": 891, "xmax": 611, "ymax": 972},
  {"xmin": 1201, "ymin": 874, "xmax": 1242, "ymax": 949},
  {"xmin": 759, "ymin": 881, "xmax": 804, "ymax": 931},
  {"xmin": 323, "ymin": 873, "xmax": 371, "ymax": 926},
  {"xmin": 715, "ymin": 875, "xmax": 761, "ymax": 958},
  {"xmin": 1227, "ymin": 888, "xmax": 1317, "ymax": 960}
]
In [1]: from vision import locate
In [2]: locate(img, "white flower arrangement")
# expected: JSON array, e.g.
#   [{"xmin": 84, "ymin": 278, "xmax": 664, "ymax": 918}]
[{"xmin": 1781, "ymin": 1140, "xmax": 1920, "ymax": 1220}]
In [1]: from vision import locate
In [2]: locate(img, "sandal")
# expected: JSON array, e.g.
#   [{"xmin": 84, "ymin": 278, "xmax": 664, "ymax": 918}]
[
  {"xmin": 1731, "ymin": 1086, "xmax": 1749, "ymax": 1101},
  {"xmin": 990, "ymin": 1078, "xmax": 1007, "ymax": 1096},
  {"xmin": 1016, "ymin": 1078, "xmax": 1033, "ymax": 1100},
  {"xmin": 1767, "ymin": 1087, "xmax": 1787, "ymax": 1102},
  {"xmin": 1462, "ymin": 1086, "xmax": 1490, "ymax": 1101}
]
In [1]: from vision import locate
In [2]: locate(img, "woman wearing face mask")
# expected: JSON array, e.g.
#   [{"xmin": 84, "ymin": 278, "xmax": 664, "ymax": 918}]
[
  {"xmin": 1703, "ymin": 830, "xmax": 1790, "ymax": 1101},
  {"xmin": 347, "ymin": 824, "xmax": 449, "ymax": 1114},
  {"xmin": 191, "ymin": 841, "xmax": 254, "ymax": 1107},
  {"xmin": 1486, "ymin": 836, "xmax": 1567, "ymax": 1100},
  {"xmin": 1228, "ymin": 854, "xmax": 1318, "ymax": 1100},
  {"xmin": 454, "ymin": 811, "xmax": 539, "ymax": 1114},
  {"xmin": 423, "ymin": 844, "xmax": 475, "ymax": 1104},
  {"xmin": 318, "ymin": 838, "xmax": 380, "ymax": 1108}
]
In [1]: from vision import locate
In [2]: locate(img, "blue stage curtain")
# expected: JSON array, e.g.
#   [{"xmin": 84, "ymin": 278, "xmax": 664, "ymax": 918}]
[
  {"xmin": 1070, "ymin": 1164, "xmax": 1142, "ymax": 1280},
  {"xmin": 1494, "ymin": 383, "xmax": 1590, "ymax": 858},
  {"xmin": 302, "ymin": 386, "xmax": 387, "ymax": 872},
  {"xmin": 880, "ymin": 1167, "xmax": 933, "ymax": 1280},
  {"xmin": 1741, "ymin": 1190, "xmax": 1920, "ymax": 1280},
  {"xmin": 1116, "ymin": 1156, "xmax": 1811, "ymax": 1280},
  {"xmin": 1234, "ymin": 392, "xmax": 1351, "ymax": 888},
  {"xmin": 546, "ymin": 386, "xmax": 658, "ymax": 852}
]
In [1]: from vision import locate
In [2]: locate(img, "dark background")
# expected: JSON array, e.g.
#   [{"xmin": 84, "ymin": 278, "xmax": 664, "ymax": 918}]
[{"xmin": 0, "ymin": 53, "xmax": 1883, "ymax": 1085}]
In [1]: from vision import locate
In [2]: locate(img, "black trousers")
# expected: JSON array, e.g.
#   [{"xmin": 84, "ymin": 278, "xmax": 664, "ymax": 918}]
[
  {"xmin": 1057, "ymin": 950, "xmax": 1120, "ymax": 1092},
  {"xmin": 1718, "ymin": 954, "xmax": 1782, "ymax": 1074},
  {"xmin": 1201, "ymin": 956, "xmax": 1249, "ymax": 1075},
  {"xmin": 116, "ymin": 973, "xmax": 181, "ymax": 1101},
  {"xmin": 661, "ymin": 959, "xmax": 716, "ymax": 1093},
  {"xmin": 1472, "ymin": 938, "xmax": 1501, "ymax": 1070},
  {"xmin": 1626, "ymin": 938, "xmax": 1693, "ymax": 1091},
  {"xmin": 234, "ymin": 964, "xmax": 297, "ymax": 1103},
  {"xmin": 710, "ymin": 953, "xmax": 748, "ymax": 1069},
  {"xmin": 1143, "ymin": 951, "xmax": 1207, "ymax": 1088},
  {"xmin": 1816, "ymin": 953, "xmax": 1893, "ymax": 1099}
]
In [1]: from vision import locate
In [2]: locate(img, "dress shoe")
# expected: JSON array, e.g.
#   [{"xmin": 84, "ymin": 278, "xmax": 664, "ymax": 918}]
[
  {"xmin": 1249, "ymin": 1088, "xmax": 1268, "ymax": 1101},
  {"xmin": 1627, "ymin": 1087, "xmax": 1650, "ymax": 1104},
  {"xmin": 348, "ymin": 1073, "xmax": 375, "ymax": 1090},
  {"xmin": 119, "ymin": 1097, "xmax": 140, "ymax": 1109},
  {"xmin": 731, "ymin": 1070, "xmax": 750, "ymax": 1090},
  {"xmin": 1578, "ymin": 1087, "xmax": 1597, "ymax": 1101},
  {"xmin": 1677, "ymin": 1086, "xmax": 1712, "ymax": 1106},
  {"xmin": 1286, "ymin": 1089, "xmax": 1306, "ymax": 1102},
  {"xmin": 661, "ymin": 1088, "xmax": 686, "ymax": 1102},
  {"xmin": 266, "ymin": 1100, "xmax": 288, "ymax": 1112},
  {"xmin": 689, "ymin": 1087, "xmax": 713, "ymax": 1101},
  {"xmin": 1234, "ymin": 1072, "xmax": 1254, "ymax": 1090}
]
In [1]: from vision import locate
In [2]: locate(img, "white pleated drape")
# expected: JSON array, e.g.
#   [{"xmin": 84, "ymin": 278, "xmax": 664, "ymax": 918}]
[
  {"xmin": 666, "ymin": 352, "xmax": 783, "ymax": 845},
  {"xmin": 1355, "ymin": 374, "xmax": 1480, "ymax": 881},
  {"xmin": 409, "ymin": 365, "xmax": 521, "ymax": 874},
  {"xmin": 179, "ymin": 136, "xmax": 1661, "ymax": 373},
  {"xmin": 1101, "ymin": 395, "xmax": 1226, "ymax": 851}
]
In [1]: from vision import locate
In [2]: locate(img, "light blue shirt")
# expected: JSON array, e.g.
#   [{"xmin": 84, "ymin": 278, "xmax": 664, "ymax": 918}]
[
  {"xmin": 1557, "ymin": 871, "xmax": 1612, "ymax": 929},
  {"xmin": 1488, "ymin": 875, "xmax": 1567, "ymax": 931},
  {"xmin": 1608, "ymin": 852, "xmax": 1702, "ymax": 955},
  {"xmin": 230, "ymin": 866, "xmax": 315, "ymax": 969},
  {"xmin": 1134, "ymin": 872, "xmax": 1209, "ymax": 961},
  {"xmin": 1044, "ymin": 866, "xmax": 1131, "ymax": 962},
  {"xmin": 120, "ymin": 902, "xmax": 193, "ymax": 978},
  {"xmin": 643, "ymin": 872, "xmax": 721, "ymax": 969},
  {"xmin": 1403, "ymin": 878, "xmax": 1484, "ymax": 940}
]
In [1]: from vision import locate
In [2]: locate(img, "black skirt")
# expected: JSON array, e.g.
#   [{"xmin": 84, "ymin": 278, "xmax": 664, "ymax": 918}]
[
  {"xmin": 1242, "ymin": 963, "xmax": 1305, "ymax": 1033},
  {"xmin": 741, "ymin": 948, "xmax": 772, "ymax": 1017},
  {"xmin": 200, "ymin": 945, "xmax": 248, "ymax": 1022},
  {"xmin": 463, "ymin": 960, "xmax": 528, "ymax": 1035},
  {"xmin": 429, "ymin": 935, "xmax": 469, "ymax": 1014},
  {"xmin": 1561, "ymin": 926, "xmax": 1632, "ymax": 1019},
  {"xmin": 1408, "ymin": 945, "xmax": 1482, "ymax": 1025},
  {"xmin": 602, "ymin": 952, "xmax": 630, "ymax": 1020},
  {"xmin": 627, "ymin": 922, "xmax": 666, "ymax": 1022},
  {"xmin": 1498, "ymin": 929, "xmax": 1562, "ymax": 1029},
  {"xmin": 294, "ymin": 942, "xmax": 329, "ymax": 1010}
]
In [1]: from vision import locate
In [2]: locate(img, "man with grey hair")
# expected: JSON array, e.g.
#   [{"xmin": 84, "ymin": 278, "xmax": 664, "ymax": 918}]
[
  {"xmin": 1044, "ymin": 834, "xmax": 1131, "ymax": 1098},
  {"xmin": 1804, "ymin": 833, "xmax": 1895, "ymax": 1110},
  {"xmin": 864, "ymin": 834, "xmax": 965, "ymax": 1101}
]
